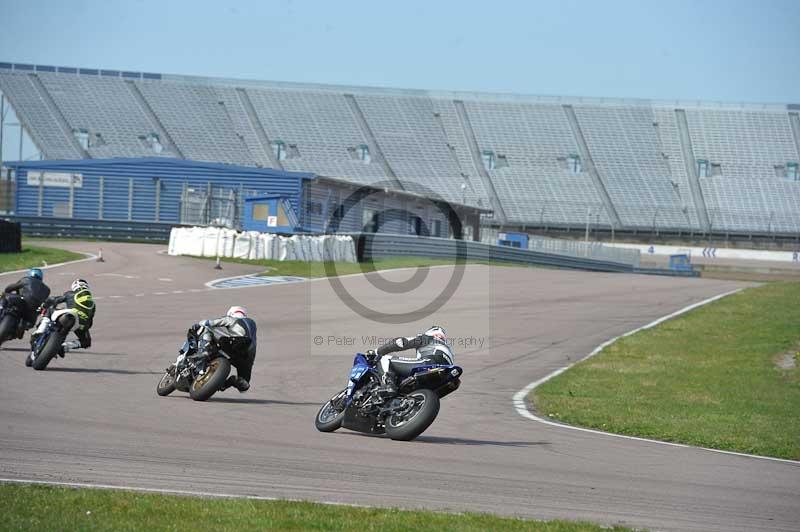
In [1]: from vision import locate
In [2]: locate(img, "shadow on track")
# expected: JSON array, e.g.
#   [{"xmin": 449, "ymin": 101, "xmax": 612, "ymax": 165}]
[
  {"xmin": 414, "ymin": 435, "xmax": 550, "ymax": 447},
  {"xmin": 207, "ymin": 397, "xmax": 320, "ymax": 406},
  {"xmin": 3, "ymin": 348, "xmax": 127, "ymax": 356},
  {"xmin": 340, "ymin": 432, "xmax": 549, "ymax": 447},
  {"xmin": 45, "ymin": 367, "xmax": 162, "ymax": 375}
]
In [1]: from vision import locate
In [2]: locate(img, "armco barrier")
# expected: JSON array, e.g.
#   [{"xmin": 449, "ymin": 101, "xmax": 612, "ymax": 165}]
[
  {"xmin": 357, "ymin": 233, "xmax": 697, "ymax": 276},
  {"xmin": 6, "ymin": 216, "xmax": 177, "ymax": 242}
]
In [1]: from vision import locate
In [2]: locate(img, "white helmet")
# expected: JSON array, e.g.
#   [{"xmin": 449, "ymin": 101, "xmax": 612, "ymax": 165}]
[
  {"xmin": 227, "ymin": 306, "xmax": 247, "ymax": 319},
  {"xmin": 424, "ymin": 325, "xmax": 446, "ymax": 343},
  {"xmin": 71, "ymin": 279, "xmax": 90, "ymax": 292}
]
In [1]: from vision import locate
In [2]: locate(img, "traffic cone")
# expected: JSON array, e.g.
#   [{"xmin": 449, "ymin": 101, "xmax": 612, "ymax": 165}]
[
  {"xmin": 97, "ymin": 249, "xmax": 105, "ymax": 263},
  {"xmin": 214, "ymin": 256, "xmax": 222, "ymax": 270}
]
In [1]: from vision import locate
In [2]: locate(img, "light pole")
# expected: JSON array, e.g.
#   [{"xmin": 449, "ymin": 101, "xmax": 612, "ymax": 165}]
[
  {"xmin": 584, "ymin": 206, "xmax": 592, "ymax": 243},
  {"xmin": 652, "ymin": 206, "xmax": 660, "ymax": 236},
  {"xmin": 0, "ymin": 94, "xmax": 5, "ymax": 169},
  {"xmin": 5, "ymin": 122, "xmax": 24, "ymax": 161}
]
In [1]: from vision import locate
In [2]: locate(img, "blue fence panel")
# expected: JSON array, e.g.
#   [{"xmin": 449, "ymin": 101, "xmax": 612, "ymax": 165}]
[
  {"xmin": 132, "ymin": 179, "xmax": 157, "ymax": 222},
  {"xmin": 102, "ymin": 176, "xmax": 130, "ymax": 220}
]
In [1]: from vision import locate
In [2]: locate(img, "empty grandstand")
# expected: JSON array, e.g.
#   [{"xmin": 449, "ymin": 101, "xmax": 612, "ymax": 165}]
[{"xmin": 1, "ymin": 61, "xmax": 798, "ymax": 237}]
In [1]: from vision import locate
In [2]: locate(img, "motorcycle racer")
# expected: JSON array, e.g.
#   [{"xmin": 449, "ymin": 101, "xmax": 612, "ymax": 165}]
[
  {"xmin": 2, "ymin": 268, "xmax": 51, "ymax": 337},
  {"xmin": 32, "ymin": 278, "xmax": 96, "ymax": 355},
  {"xmin": 186, "ymin": 306, "xmax": 257, "ymax": 393},
  {"xmin": 367, "ymin": 325, "xmax": 453, "ymax": 396}
]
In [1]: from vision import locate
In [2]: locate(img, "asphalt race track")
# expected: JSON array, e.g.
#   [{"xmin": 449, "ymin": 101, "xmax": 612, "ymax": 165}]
[{"xmin": 1, "ymin": 242, "xmax": 798, "ymax": 531}]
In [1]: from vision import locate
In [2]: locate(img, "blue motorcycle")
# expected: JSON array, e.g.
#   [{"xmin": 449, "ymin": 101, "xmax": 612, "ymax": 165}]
[{"xmin": 315, "ymin": 348, "xmax": 463, "ymax": 441}]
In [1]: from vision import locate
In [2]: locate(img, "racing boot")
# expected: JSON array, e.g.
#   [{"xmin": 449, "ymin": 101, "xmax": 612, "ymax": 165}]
[
  {"xmin": 61, "ymin": 339, "xmax": 81, "ymax": 357},
  {"xmin": 223, "ymin": 375, "xmax": 250, "ymax": 393}
]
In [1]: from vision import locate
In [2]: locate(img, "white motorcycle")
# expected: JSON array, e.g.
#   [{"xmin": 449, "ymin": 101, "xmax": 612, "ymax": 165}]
[{"xmin": 26, "ymin": 303, "xmax": 80, "ymax": 370}]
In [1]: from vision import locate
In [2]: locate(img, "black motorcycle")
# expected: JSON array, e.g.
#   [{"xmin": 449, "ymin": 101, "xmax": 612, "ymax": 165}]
[
  {"xmin": 156, "ymin": 335, "xmax": 237, "ymax": 401},
  {"xmin": 0, "ymin": 294, "xmax": 33, "ymax": 347},
  {"xmin": 315, "ymin": 348, "xmax": 463, "ymax": 441}
]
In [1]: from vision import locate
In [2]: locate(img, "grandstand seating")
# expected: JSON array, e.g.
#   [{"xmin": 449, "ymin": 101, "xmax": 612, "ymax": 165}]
[
  {"xmin": 244, "ymin": 87, "xmax": 389, "ymax": 185},
  {"xmin": 0, "ymin": 72, "xmax": 81, "ymax": 160},
  {"xmin": 136, "ymin": 81, "xmax": 256, "ymax": 165},
  {"xmin": 1, "ymin": 64, "xmax": 798, "ymax": 235},
  {"xmin": 574, "ymin": 105, "xmax": 690, "ymax": 229},
  {"xmin": 36, "ymin": 72, "xmax": 172, "ymax": 159}
]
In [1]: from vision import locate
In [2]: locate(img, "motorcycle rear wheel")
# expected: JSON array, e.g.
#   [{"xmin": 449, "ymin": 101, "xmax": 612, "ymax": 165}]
[
  {"xmin": 385, "ymin": 389, "xmax": 440, "ymax": 441},
  {"xmin": 189, "ymin": 357, "xmax": 231, "ymax": 401},
  {"xmin": 315, "ymin": 390, "xmax": 347, "ymax": 432}
]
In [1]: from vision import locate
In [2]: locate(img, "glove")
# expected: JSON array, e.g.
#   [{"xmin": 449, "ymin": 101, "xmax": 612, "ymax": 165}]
[
  {"xmin": 188, "ymin": 323, "xmax": 206, "ymax": 340},
  {"xmin": 365, "ymin": 349, "xmax": 379, "ymax": 366}
]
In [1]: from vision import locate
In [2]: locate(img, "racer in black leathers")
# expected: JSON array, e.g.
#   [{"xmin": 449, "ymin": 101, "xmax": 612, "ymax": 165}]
[
  {"xmin": 367, "ymin": 326, "xmax": 452, "ymax": 396},
  {"xmin": 35, "ymin": 279, "xmax": 96, "ymax": 354},
  {"xmin": 2, "ymin": 269, "xmax": 51, "ymax": 337},
  {"xmin": 188, "ymin": 306, "xmax": 257, "ymax": 393}
]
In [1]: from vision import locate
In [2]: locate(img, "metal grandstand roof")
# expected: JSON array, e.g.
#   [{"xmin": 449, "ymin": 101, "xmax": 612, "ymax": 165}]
[{"xmin": 0, "ymin": 61, "xmax": 793, "ymax": 111}]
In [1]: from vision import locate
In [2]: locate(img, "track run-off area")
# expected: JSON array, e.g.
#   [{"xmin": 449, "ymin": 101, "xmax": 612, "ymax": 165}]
[{"xmin": 1, "ymin": 242, "xmax": 798, "ymax": 532}]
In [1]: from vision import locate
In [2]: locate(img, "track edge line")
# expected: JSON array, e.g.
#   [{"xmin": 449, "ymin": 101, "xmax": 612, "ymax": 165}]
[
  {"xmin": 512, "ymin": 288, "xmax": 800, "ymax": 465},
  {"xmin": 0, "ymin": 251, "xmax": 99, "ymax": 278}
]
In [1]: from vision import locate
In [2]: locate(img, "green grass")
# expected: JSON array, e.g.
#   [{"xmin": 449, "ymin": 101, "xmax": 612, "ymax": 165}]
[
  {"xmin": 532, "ymin": 282, "xmax": 800, "ymax": 460},
  {"xmin": 0, "ymin": 484, "xmax": 632, "ymax": 532},
  {"xmin": 0, "ymin": 245, "xmax": 85, "ymax": 273},
  {"xmin": 196, "ymin": 255, "xmax": 530, "ymax": 278}
]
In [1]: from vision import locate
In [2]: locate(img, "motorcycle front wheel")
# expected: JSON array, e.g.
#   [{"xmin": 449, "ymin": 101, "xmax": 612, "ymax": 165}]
[
  {"xmin": 189, "ymin": 357, "xmax": 231, "ymax": 401},
  {"xmin": 32, "ymin": 331, "xmax": 65, "ymax": 371},
  {"xmin": 156, "ymin": 368, "xmax": 177, "ymax": 396},
  {"xmin": 315, "ymin": 389, "xmax": 347, "ymax": 432},
  {"xmin": 385, "ymin": 388, "xmax": 440, "ymax": 441},
  {"xmin": 0, "ymin": 314, "xmax": 16, "ymax": 346}
]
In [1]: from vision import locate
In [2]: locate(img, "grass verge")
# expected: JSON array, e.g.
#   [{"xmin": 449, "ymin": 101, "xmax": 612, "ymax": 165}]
[
  {"xmin": 195, "ymin": 255, "xmax": 529, "ymax": 278},
  {"xmin": 0, "ymin": 245, "xmax": 85, "ymax": 273},
  {"xmin": 0, "ymin": 484, "xmax": 631, "ymax": 532},
  {"xmin": 532, "ymin": 282, "xmax": 800, "ymax": 460}
]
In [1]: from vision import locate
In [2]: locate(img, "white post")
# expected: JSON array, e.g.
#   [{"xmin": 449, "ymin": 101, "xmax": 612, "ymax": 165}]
[
  {"xmin": 68, "ymin": 173, "xmax": 75, "ymax": 218},
  {"xmin": 154, "ymin": 178, "xmax": 161, "ymax": 222},
  {"xmin": 98, "ymin": 175, "xmax": 104, "ymax": 220},
  {"xmin": 37, "ymin": 171, "xmax": 44, "ymax": 216},
  {"xmin": 128, "ymin": 177, "xmax": 133, "ymax": 221}
]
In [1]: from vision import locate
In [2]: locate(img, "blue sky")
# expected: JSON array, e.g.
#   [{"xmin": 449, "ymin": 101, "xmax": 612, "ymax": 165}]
[{"xmin": 0, "ymin": 0, "xmax": 798, "ymax": 103}]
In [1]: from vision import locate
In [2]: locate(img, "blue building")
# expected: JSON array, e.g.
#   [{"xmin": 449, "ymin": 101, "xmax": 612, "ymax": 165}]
[
  {"xmin": 6, "ymin": 157, "xmax": 309, "ymax": 225},
  {"xmin": 4, "ymin": 157, "xmax": 485, "ymax": 239}
]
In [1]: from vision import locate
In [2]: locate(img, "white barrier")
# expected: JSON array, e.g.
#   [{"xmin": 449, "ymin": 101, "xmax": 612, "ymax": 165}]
[
  {"xmin": 605, "ymin": 242, "xmax": 800, "ymax": 264},
  {"xmin": 168, "ymin": 227, "xmax": 357, "ymax": 263}
]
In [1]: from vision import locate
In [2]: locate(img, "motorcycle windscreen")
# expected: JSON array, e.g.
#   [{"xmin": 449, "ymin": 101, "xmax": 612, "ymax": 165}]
[{"xmin": 349, "ymin": 354, "xmax": 370, "ymax": 382}]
